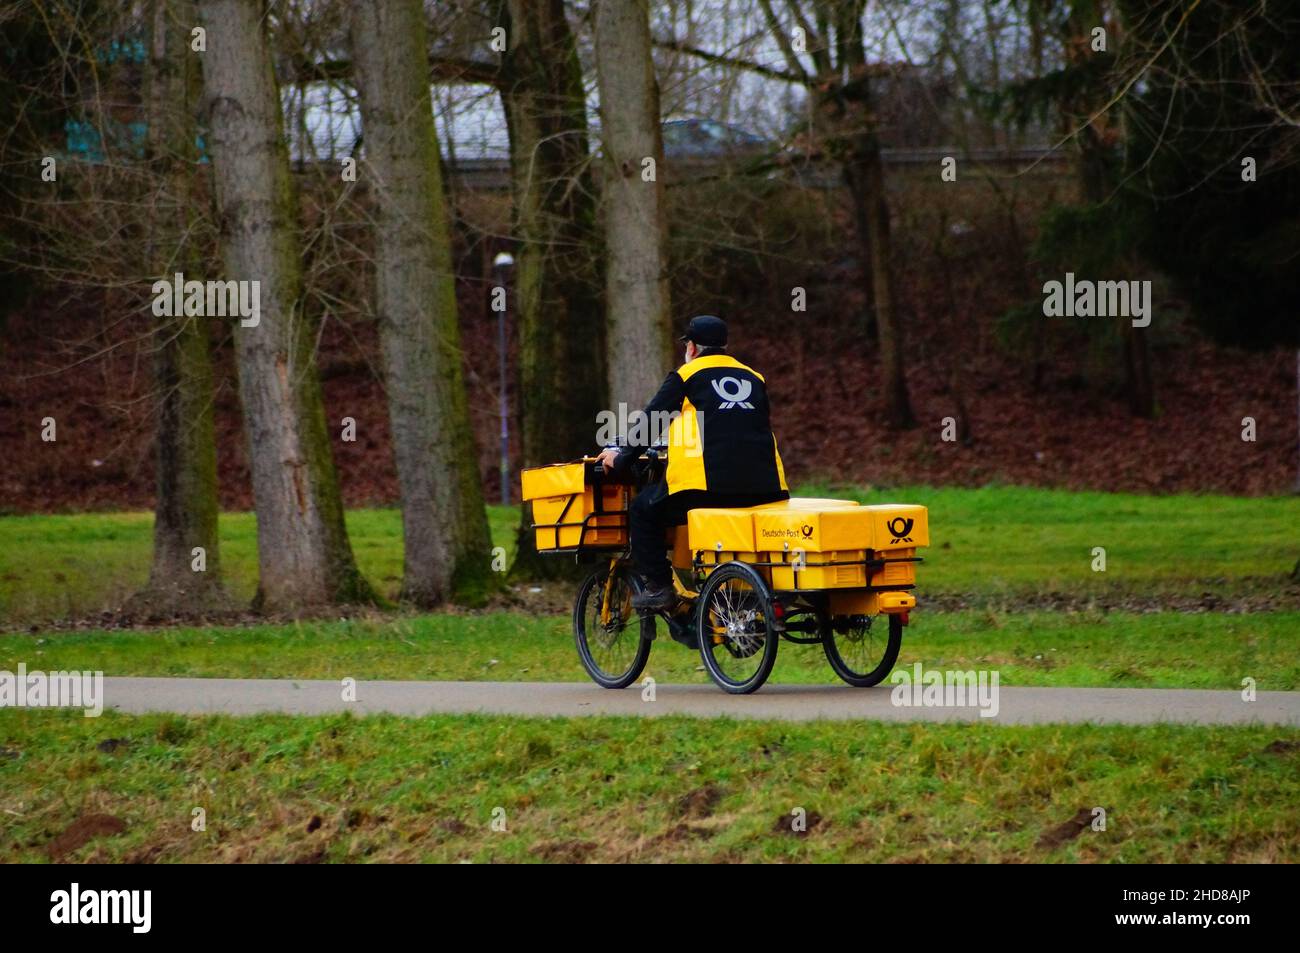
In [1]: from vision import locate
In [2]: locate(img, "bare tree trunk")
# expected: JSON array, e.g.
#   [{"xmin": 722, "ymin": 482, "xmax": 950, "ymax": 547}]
[
  {"xmin": 1064, "ymin": 0, "xmax": 1155, "ymax": 418},
  {"xmin": 350, "ymin": 1, "xmax": 493, "ymax": 606},
  {"xmin": 844, "ymin": 145, "xmax": 915, "ymax": 429},
  {"xmin": 137, "ymin": 0, "xmax": 224, "ymax": 613},
  {"xmin": 499, "ymin": 0, "xmax": 607, "ymax": 578},
  {"xmin": 198, "ymin": 0, "xmax": 371, "ymax": 610},
  {"xmin": 830, "ymin": 0, "xmax": 915, "ymax": 430},
  {"xmin": 1122, "ymin": 319, "xmax": 1155, "ymax": 417},
  {"xmin": 595, "ymin": 0, "xmax": 672, "ymax": 409}
]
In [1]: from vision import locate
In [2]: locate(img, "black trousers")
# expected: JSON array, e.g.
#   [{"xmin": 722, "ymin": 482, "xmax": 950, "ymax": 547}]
[{"xmin": 627, "ymin": 481, "xmax": 789, "ymax": 587}]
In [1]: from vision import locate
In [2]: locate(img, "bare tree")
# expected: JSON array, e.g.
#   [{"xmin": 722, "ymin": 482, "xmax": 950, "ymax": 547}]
[
  {"xmin": 136, "ymin": 0, "xmax": 225, "ymax": 612},
  {"xmin": 595, "ymin": 0, "xmax": 672, "ymax": 408},
  {"xmin": 198, "ymin": 0, "xmax": 371, "ymax": 609},
  {"xmin": 350, "ymin": 0, "xmax": 493, "ymax": 606},
  {"xmin": 659, "ymin": 0, "xmax": 917, "ymax": 428},
  {"xmin": 498, "ymin": 0, "xmax": 608, "ymax": 575}
]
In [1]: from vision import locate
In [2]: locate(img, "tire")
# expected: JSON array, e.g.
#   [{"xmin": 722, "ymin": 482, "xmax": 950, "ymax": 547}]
[
  {"xmin": 573, "ymin": 562, "xmax": 654, "ymax": 689},
  {"xmin": 823, "ymin": 613, "xmax": 902, "ymax": 687},
  {"xmin": 696, "ymin": 562, "xmax": 779, "ymax": 695}
]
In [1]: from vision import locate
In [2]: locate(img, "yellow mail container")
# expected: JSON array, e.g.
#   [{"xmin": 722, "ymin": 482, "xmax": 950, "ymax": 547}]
[
  {"xmin": 688, "ymin": 508, "xmax": 765, "ymax": 582},
  {"xmin": 685, "ymin": 499, "xmax": 928, "ymax": 591},
  {"xmin": 872, "ymin": 547, "xmax": 917, "ymax": 587},
  {"xmin": 769, "ymin": 549, "xmax": 869, "ymax": 590},
  {"xmin": 753, "ymin": 506, "xmax": 873, "ymax": 553},
  {"xmin": 861, "ymin": 504, "xmax": 929, "ymax": 551},
  {"xmin": 753, "ymin": 502, "xmax": 929, "ymax": 591},
  {"xmin": 751, "ymin": 506, "xmax": 866, "ymax": 590},
  {"xmin": 687, "ymin": 507, "xmax": 757, "ymax": 553},
  {"xmin": 521, "ymin": 462, "xmax": 629, "ymax": 551}
]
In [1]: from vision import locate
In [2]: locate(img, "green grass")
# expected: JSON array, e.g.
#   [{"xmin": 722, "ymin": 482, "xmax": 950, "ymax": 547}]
[
  {"xmin": 1, "ymin": 485, "xmax": 1296, "ymax": 623},
  {"xmin": 0, "ymin": 506, "xmax": 519, "ymax": 622},
  {"xmin": 5, "ymin": 609, "xmax": 1296, "ymax": 690},
  {"xmin": 2, "ymin": 708, "xmax": 1295, "ymax": 862}
]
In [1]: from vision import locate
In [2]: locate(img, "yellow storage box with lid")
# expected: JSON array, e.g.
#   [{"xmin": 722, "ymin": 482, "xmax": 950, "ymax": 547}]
[
  {"xmin": 860, "ymin": 503, "xmax": 929, "ymax": 588},
  {"xmin": 688, "ymin": 498, "xmax": 864, "ymax": 587},
  {"xmin": 520, "ymin": 461, "xmax": 630, "ymax": 551},
  {"xmin": 687, "ymin": 507, "xmax": 764, "ymax": 580},
  {"xmin": 753, "ymin": 505, "xmax": 875, "ymax": 589}
]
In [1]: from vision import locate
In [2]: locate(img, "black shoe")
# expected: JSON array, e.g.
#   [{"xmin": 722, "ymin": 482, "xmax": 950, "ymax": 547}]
[{"xmin": 632, "ymin": 584, "xmax": 677, "ymax": 611}]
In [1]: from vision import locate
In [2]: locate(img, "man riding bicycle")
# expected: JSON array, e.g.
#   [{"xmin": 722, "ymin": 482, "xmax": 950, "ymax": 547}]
[{"xmin": 596, "ymin": 315, "xmax": 789, "ymax": 610}]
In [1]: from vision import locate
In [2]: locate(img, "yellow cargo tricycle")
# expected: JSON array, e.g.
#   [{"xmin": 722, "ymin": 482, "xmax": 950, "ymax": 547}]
[{"xmin": 521, "ymin": 449, "xmax": 928, "ymax": 695}]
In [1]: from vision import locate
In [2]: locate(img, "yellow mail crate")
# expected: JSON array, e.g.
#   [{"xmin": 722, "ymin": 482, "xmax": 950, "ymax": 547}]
[
  {"xmin": 861, "ymin": 504, "xmax": 929, "ymax": 550},
  {"xmin": 687, "ymin": 507, "xmax": 757, "ymax": 553},
  {"xmin": 753, "ymin": 506, "xmax": 874, "ymax": 553},
  {"xmin": 872, "ymin": 547, "xmax": 917, "ymax": 587},
  {"xmin": 521, "ymin": 462, "xmax": 629, "ymax": 551},
  {"xmin": 696, "ymin": 547, "xmax": 769, "ymax": 585},
  {"xmin": 769, "ymin": 549, "xmax": 869, "ymax": 590},
  {"xmin": 753, "ymin": 502, "xmax": 928, "ymax": 591}
]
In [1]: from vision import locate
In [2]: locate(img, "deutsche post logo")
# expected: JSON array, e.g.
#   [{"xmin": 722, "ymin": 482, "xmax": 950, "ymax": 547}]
[
  {"xmin": 801, "ymin": 524, "xmax": 814, "ymax": 538},
  {"xmin": 887, "ymin": 517, "xmax": 914, "ymax": 544},
  {"xmin": 710, "ymin": 376, "xmax": 755, "ymax": 409}
]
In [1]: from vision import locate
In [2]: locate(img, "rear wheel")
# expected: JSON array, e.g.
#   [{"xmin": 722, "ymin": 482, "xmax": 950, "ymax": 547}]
[
  {"xmin": 696, "ymin": 562, "xmax": 779, "ymax": 694},
  {"xmin": 823, "ymin": 613, "xmax": 902, "ymax": 687},
  {"xmin": 574, "ymin": 562, "xmax": 653, "ymax": 689}
]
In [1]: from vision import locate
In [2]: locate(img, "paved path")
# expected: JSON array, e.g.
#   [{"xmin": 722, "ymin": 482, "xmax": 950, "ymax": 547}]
[{"xmin": 98, "ymin": 678, "xmax": 1300, "ymax": 726}]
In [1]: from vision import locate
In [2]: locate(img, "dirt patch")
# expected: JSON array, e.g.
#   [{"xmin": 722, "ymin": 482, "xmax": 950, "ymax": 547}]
[
  {"xmin": 124, "ymin": 843, "xmax": 166, "ymax": 864},
  {"xmin": 530, "ymin": 839, "xmax": 598, "ymax": 863},
  {"xmin": 772, "ymin": 809, "xmax": 822, "ymax": 837},
  {"xmin": 47, "ymin": 813, "xmax": 127, "ymax": 859},
  {"xmin": 10, "ymin": 578, "xmax": 1296, "ymax": 635},
  {"xmin": 1036, "ymin": 807, "xmax": 1098, "ymax": 850},
  {"xmin": 96, "ymin": 738, "xmax": 129, "ymax": 754},
  {"xmin": 923, "ymin": 585, "xmax": 1300, "ymax": 614},
  {"xmin": 437, "ymin": 817, "xmax": 470, "ymax": 836},
  {"xmin": 662, "ymin": 821, "xmax": 717, "ymax": 843},
  {"xmin": 1263, "ymin": 740, "xmax": 1300, "ymax": 755},
  {"xmin": 676, "ymin": 784, "xmax": 723, "ymax": 819}
]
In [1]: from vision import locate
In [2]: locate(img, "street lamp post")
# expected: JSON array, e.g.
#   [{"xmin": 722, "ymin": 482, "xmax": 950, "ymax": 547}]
[{"xmin": 491, "ymin": 251, "xmax": 514, "ymax": 506}]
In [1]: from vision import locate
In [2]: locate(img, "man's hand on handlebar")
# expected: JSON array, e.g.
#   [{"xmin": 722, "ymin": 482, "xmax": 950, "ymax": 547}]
[{"xmin": 595, "ymin": 447, "xmax": 621, "ymax": 473}]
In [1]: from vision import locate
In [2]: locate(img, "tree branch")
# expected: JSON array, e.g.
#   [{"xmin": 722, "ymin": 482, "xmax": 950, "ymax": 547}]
[
  {"xmin": 651, "ymin": 37, "xmax": 810, "ymax": 85},
  {"xmin": 288, "ymin": 54, "xmax": 500, "ymax": 88}
]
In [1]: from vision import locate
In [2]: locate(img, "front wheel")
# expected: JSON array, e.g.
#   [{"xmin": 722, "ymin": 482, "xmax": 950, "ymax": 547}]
[
  {"xmin": 574, "ymin": 562, "xmax": 654, "ymax": 689},
  {"xmin": 823, "ymin": 613, "xmax": 902, "ymax": 687},
  {"xmin": 696, "ymin": 562, "xmax": 779, "ymax": 694}
]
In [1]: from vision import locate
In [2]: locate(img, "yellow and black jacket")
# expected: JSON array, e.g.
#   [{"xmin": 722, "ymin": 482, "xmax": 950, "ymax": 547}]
[{"xmin": 617, "ymin": 354, "xmax": 788, "ymax": 496}]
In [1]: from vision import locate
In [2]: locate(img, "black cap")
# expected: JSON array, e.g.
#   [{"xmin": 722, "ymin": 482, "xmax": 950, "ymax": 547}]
[{"xmin": 679, "ymin": 314, "xmax": 728, "ymax": 347}]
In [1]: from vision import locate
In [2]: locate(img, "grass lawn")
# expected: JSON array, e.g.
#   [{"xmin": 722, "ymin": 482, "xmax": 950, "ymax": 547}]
[
  {"xmin": 2, "ymin": 486, "xmax": 1295, "ymax": 865},
  {"xmin": 2, "ymin": 709, "xmax": 1295, "ymax": 863},
  {"xmin": 3, "ymin": 609, "xmax": 1297, "ymax": 690},
  {"xmin": 1, "ymin": 485, "xmax": 1297, "ymax": 623}
]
